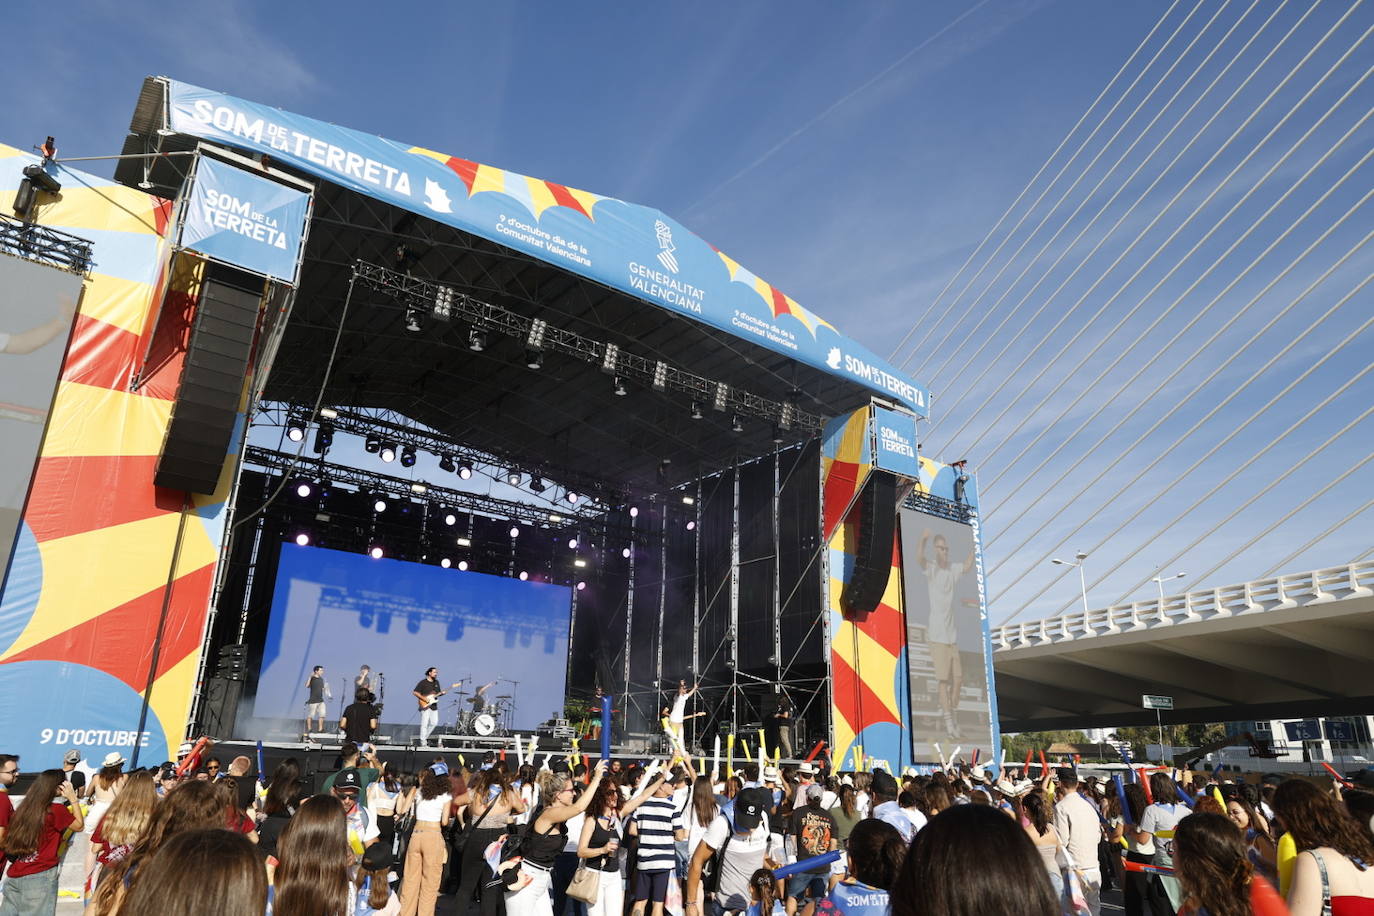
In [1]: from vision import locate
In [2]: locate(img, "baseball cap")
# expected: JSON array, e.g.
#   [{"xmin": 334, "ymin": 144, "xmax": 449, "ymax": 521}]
[
  {"xmin": 334, "ymin": 768, "xmax": 362, "ymax": 792},
  {"xmin": 804, "ymin": 784, "xmax": 824, "ymax": 803},
  {"xmin": 734, "ymin": 788, "xmax": 770, "ymax": 831},
  {"xmin": 63, "ymin": 750, "xmax": 81, "ymax": 765},
  {"xmin": 361, "ymin": 844, "xmax": 394, "ymax": 871}
]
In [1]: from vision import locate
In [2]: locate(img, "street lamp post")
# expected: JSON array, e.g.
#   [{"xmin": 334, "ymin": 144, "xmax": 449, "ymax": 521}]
[
  {"xmin": 1151, "ymin": 570, "xmax": 1187, "ymax": 609},
  {"xmin": 1051, "ymin": 551, "xmax": 1090, "ymax": 615}
]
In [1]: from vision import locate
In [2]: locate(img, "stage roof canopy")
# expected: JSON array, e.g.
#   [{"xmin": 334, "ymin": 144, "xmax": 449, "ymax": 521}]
[{"xmin": 118, "ymin": 77, "xmax": 927, "ymax": 491}]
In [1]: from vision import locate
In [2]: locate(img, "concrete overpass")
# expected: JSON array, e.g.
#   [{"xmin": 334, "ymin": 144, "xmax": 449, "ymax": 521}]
[{"xmin": 992, "ymin": 562, "xmax": 1374, "ymax": 731}]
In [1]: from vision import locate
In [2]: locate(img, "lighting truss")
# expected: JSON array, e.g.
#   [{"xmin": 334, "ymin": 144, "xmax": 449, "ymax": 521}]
[
  {"xmin": 0, "ymin": 212, "xmax": 94, "ymax": 274},
  {"xmin": 244, "ymin": 445, "xmax": 655, "ymax": 543},
  {"xmin": 352, "ymin": 260, "xmax": 824, "ymax": 434},
  {"xmin": 904, "ymin": 489, "xmax": 975, "ymax": 525}
]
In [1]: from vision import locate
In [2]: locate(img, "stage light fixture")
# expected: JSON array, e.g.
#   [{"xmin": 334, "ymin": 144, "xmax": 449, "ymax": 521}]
[
  {"xmin": 410, "ymin": 483, "xmax": 427, "ymax": 495},
  {"xmin": 400, "ymin": 445, "xmax": 417, "ymax": 468},
  {"xmin": 320, "ymin": 407, "xmax": 338, "ymax": 419},
  {"xmin": 565, "ymin": 491, "xmax": 579, "ymax": 504},
  {"xmin": 567, "ymin": 537, "xmax": 578, "ymax": 550},
  {"xmin": 439, "ymin": 453, "xmax": 456, "ymax": 473},
  {"xmin": 456, "ymin": 536, "xmax": 472, "ymax": 547},
  {"xmin": 379, "ymin": 441, "xmax": 397, "ymax": 463},
  {"xmin": 518, "ymin": 571, "xmax": 529, "ymax": 581},
  {"xmin": 576, "ymin": 581, "xmax": 586, "ymax": 591},
  {"xmin": 509, "ymin": 525, "xmax": 520, "ymax": 538},
  {"xmin": 601, "ymin": 342, "xmax": 619, "ymax": 374},
  {"xmin": 373, "ymin": 497, "xmax": 388, "ymax": 513},
  {"xmin": 713, "ymin": 381, "xmax": 729, "ymax": 412},
  {"xmin": 529, "ymin": 476, "xmax": 547, "ymax": 493},
  {"xmin": 286, "ymin": 418, "xmax": 306, "ymax": 441},
  {"xmin": 629, "ymin": 506, "xmax": 639, "ymax": 518},
  {"xmin": 682, "ymin": 495, "xmax": 695, "ymax": 505},
  {"xmin": 686, "ymin": 520, "xmax": 696, "ymax": 531},
  {"xmin": 433, "ymin": 285, "xmax": 454, "ymax": 321},
  {"xmin": 468, "ymin": 328, "xmax": 487, "ymax": 352},
  {"xmin": 457, "ymin": 462, "xmax": 473, "ymax": 480},
  {"xmin": 690, "ymin": 401, "xmax": 703, "ymax": 420},
  {"xmin": 525, "ymin": 348, "xmax": 543, "ymax": 369},
  {"xmin": 652, "ymin": 360, "xmax": 668, "ymax": 390},
  {"xmin": 457, "ymin": 560, "xmax": 469, "ymax": 571},
  {"xmin": 621, "ymin": 546, "xmax": 632, "ymax": 559},
  {"xmin": 404, "ymin": 306, "xmax": 423, "ymax": 333},
  {"xmin": 440, "ymin": 557, "xmax": 452, "ymax": 569},
  {"xmin": 613, "ymin": 376, "xmax": 628, "ymax": 397},
  {"xmin": 548, "ymin": 513, "xmax": 563, "ymax": 523},
  {"xmin": 295, "ymin": 532, "xmax": 311, "ymax": 546},
  {"xmin": 313, "ymin": 421, "xmax": 334, "ymax": 454},
  {"xmin": 731, "ymin": 415, "xmax": 744, "ymax": 434},
  {"xmin": 295, "ymin": 481, "xmax": 313, "ymax": 498},
  {"xmin": 369, "ymin": 546, "xmax": 384, "ymax": 559},
  {"xmin": 574, "ymin": 558, "xmax": 587, "ymax": 568},
  {"xmin": 365, "ymin": 435, "xmax": 381, "ymax": 454},
  {"xmin": 506, "ymin": 469, "xmax": 522, "ymax": 487},
  {"xmin": 444, "ymin": 513, "xmax": 457, "ymax": 526},
  {"xmin": 406, "ymin": 613, "xmax": 422, "ymax": 634}
]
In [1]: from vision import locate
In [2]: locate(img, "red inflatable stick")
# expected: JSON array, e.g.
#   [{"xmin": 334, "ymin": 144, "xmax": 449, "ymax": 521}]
[
  {"xmin": 1322, "ymin": 762, "xmax": 1353, "ymax": 788},
  {"xmin": 804, "ymin": 741, "xmax": 827, "ymax": 763},
  {"xmin": 1039, "ymin": 750, "xmax": 1048, "ymax": 775},
  {"xmin": 1024, "ymin": 749, "xmax": 1033, "ymax": 774},
  {"xmin": 1140, "ymin": 769, "xmax": 1154, "ymax": 804},
  {"xmin": 175, "ymin": 737, "xmax": 212, "ymax": 777}
]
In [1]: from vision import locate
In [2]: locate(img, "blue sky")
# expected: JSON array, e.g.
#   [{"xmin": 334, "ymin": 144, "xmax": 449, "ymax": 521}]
[{"xmin": 5, "ymin": 0, "xmax": 1369, "ymax": 623}]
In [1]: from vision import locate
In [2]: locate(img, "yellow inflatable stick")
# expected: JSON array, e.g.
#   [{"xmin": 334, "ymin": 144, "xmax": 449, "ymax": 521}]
[
  {"xmin": 1278, "ymin": 831, "xmax": 1297, "ymax": 897},
  {"xmin": 726, "ymin": 733, "xmax": 736, "ymax": 779}
]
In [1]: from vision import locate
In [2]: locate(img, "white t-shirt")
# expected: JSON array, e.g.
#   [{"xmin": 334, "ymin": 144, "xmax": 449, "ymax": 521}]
[
  {"xmin": 670, "ymin": 692, "xmax": 689, "ymax": 724},
  {"xmin": 901, "ymin": 806, "xmax": 928, "ymax": 836},
  {"xmin": 1139, "ymin": 803, "xmax": 1186, "ymax": 866},
  {"xmin": 820, "ymin": 789, "xmax": 839, "ymax": 810},
  {"xmin": 703, "ymin": 815, "xmax": 773, "ymax": 911},
  {"xmin": 413, "ymin": 793, "xmax": 452, "ymax": 822},
  {"xmin": 924, "ymin": 561, "xmax": 960, "ymax": 644}
]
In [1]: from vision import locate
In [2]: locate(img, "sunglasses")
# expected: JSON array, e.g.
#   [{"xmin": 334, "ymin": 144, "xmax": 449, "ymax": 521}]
[{"xmin": 337, "ymin": 790, "xmax": 359, "ymax": 799}]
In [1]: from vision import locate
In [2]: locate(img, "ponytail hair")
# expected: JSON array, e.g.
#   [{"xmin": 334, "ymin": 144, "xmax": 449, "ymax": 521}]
[{"xmin": 749, "ymin": 868, "xmax": 778, "ymax": 911}]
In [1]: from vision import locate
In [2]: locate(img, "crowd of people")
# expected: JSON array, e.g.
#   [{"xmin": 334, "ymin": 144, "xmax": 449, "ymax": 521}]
[{"xmin": 1, "ymin": 740, "xmax": 1373, "ymax": 916}]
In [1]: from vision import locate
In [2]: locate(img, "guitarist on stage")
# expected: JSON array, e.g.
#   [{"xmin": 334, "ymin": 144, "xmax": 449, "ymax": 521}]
[{"xmin": 412, "ymin": 668, "xmax": 463, "ymax": 746}]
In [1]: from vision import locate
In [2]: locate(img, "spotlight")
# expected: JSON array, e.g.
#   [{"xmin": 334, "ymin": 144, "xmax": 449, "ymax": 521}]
[
  {"xmin": 369, "ymin": 546, "xmax": 384, "ymax": 559},
  {"xmin": 567, "ymin": 537, "xmax": 579, "ymax": 550},
  {"xmin": 457, "ymin": 560, "xmax": 469, "ymax": 571},
  {"xmin": 286, "ymin": 418, "xmax": 306, "ymax": 442},
  {"xmin": 456, "ymin": 537, "xmax": 472, "ymax": 547},
  {"xmin": 469, "ymin": 328, "xmax": 487, "ymax": 352},
  {"xmin": 576, "ymin": 581, "xmax": 586, "ymax": 591},
  {"xmin": 731, "ymin": 415, "xmax": 744, "ymax": 434},
  {"xmin": 507, "ymin": 470, "xmax": 522, "ymax": 487},
  {"xmin": 400, "ymin": 445, "xmax": 417, "ymax": 468},
  {"xmin": 295, "ymin": 481, "xmax": 312, "ymax": 498},
  {"xmin": 621, "ymin": 547, "xmax": 631, "ymax": 559},
  {"xmin": 690, "ymin": 401, "xmax": 703, "ymax": 420},
  {"xmin": 530, "ymin": 476, "xmax": 547, "ymax": 493},
  {"xmin": 379, "ymin": 441, "xmax": 397, "ymax": 463},
  {"xmin": 439, "ymin": 453, "xmax": 456, "ymax": 473},
  {"xmin": 613, "ymin": 377, "xmax": 628, "ymax": 397},
  {"xmin": 444, "ymin": 513, "xmax": 457, "ymax": 526},
  {"xmin": 440, "ymin": 557, "xmax": 452, "ymax": 569},
  {"xmin": 548, "ymin": 513, "xmax": 563, "ymax": 522},
  {"xmin": 320, "ymin": 407, "xmax": 338, "ymax": 419},
  {"xmin": 404, "ymin": 306, "xmax": 423, "ymax": 333},
  {"xmin": 509, "ymin": 525, "xmax": 520, "ymax": 538},
  {"xmin": 574, "ymin": 558, "xmax": 587, "ymax": 568},
  {"xmin": 518, "ymin": 571, "xmax": 529, "ymax": 581},
  {"xmin": 629, "ymin": 506, "xmax": 639, "ymax": 518},
  {"xmin": 295, "ymin": 532, "xmax": 311, "ymax": 546},
  {"xmin": 565, "ymin": 491, "xmax": 579, "ymax": 504},
  {"xmin": 682, "ymin": 495, "xmax": 695, "ymax": 505},
  {"xmin": 365, "ymin": 435, "xmax": 381, "ymax": 454},
  {"xmin": 457, "ymin": 462, "xmax": 473, "ymax": 480},
  {"xmin": 686, "ymin": 520, "xmax": 697, "ymax": 531},
  {"xmin": 373, "ymin": 497, "xmax": 387, "ymax": 513},
  {"xmin": 433, "ymin": 285, "xmax": 454, "ymax": 321},
  {"xmin": 524, "ymin": 348, "xmax": 543, "ymax": 370},
  {"xmin": 410, "ymin": 483, "xmax": 427, "ymax": 495},
  {"xmin": 313, "ymin": 421, "xmax": 333, "ymax": 454}
]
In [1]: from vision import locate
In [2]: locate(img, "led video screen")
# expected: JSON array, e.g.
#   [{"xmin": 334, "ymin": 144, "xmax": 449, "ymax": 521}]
[{"xmin": 253, "ymin": 544, "xmax": 571, "ymax": 731}]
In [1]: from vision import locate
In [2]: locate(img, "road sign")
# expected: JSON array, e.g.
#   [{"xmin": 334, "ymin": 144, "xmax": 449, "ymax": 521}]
[
  {"xmin": 1142, "ymin": 694, "xmax": 1174, "ymax": 710},
  {"xmin": 1325, "ymin": 720, "xmax": 1356, "ymax": 742},
  {"xmin": 1283, "ymin": 719, "xmax": 1322, "ymax": 742}
]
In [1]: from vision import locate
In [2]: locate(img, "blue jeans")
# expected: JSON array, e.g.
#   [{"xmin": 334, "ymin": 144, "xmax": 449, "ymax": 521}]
[
  {"xmin": 785, "ymin": 872, "xmax": 828, "ymax": 902},
  {"xmin": 0, "ymin": 868, "xmax": 59, "ymax": 916}
]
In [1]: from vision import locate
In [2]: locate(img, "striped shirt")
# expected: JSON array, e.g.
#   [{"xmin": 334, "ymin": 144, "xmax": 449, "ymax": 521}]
[{"xmin": 632, "ymin": 796, "xmax": 684, "ymax": 873}]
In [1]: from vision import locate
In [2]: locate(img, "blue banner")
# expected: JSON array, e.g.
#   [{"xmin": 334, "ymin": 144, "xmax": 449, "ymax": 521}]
[
  {"xmin": 163, "ymin": 80, "xmax": 928, "ymax": 416},
  {"xmin": 871, "ymin": 405, "xmax": 920, "ymax": 478},
  {"xmin": 181, "ymin": 156, "xmax": 308, "ymax": 281}
]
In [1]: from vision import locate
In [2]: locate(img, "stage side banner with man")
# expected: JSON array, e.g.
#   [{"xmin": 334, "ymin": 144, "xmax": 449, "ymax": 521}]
[{"xmin": 0, "ymin": 147, "xmax": 236, "ymax": 768}]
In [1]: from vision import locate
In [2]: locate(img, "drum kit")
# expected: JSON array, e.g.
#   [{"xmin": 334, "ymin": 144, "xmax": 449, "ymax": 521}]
[{"xmin": 451, "ymin": 688, "xmax": 515, "ymax": 737}]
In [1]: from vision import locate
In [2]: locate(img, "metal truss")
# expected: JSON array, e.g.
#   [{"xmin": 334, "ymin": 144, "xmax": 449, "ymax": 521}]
[
  {"xmin": 904, "ymin": 489, "xmax": 975, "ymax": 524},
  {"xmin": 353, "ymin": 260, "xmax": 824, "ymax": 434},
  {"xmin": 0, "ymin": 213, "xmax": 93, "ymax": 274}
]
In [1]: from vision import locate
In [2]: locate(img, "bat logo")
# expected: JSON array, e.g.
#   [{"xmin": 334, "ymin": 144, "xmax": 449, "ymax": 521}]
[
  {"xmin": 423, "ymin": 178, "xmax": 453, "ymax": 213},
  {"xmin": 654, "ymin": 219, "xmax": 679, "ymax": 273},
  {"xmin": 826, "ymin": 347, "xmax": 842, "ymax": 369}
]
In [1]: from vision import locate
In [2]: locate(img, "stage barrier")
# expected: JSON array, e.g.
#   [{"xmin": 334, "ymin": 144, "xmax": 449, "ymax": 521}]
[{"xmin": 0, "ymin": 145, "xmax": 238, "ymax": 768}]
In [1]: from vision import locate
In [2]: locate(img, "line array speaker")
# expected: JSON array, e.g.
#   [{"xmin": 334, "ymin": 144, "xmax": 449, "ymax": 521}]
[
  {"xmin": 154, "ymin": 263, "xmax": 262, "ymax": 494},
  {"xmin": 840, "ymin": 470, "xmax": 899, "ymax": 617}
]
